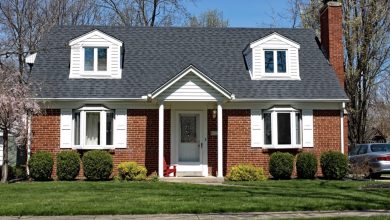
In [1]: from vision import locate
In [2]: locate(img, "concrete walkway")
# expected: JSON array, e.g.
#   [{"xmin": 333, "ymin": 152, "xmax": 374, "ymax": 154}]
[{"xmin": 1, "ymin": 210, "xmax": 389, "ymax": 220}]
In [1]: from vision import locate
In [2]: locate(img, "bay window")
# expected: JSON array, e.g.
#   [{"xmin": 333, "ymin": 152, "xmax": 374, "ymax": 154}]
[
  {"xmin": 263, "ymin": 107, "xmax": 302, "ymax": 148},
  {"xmin": 72, "ymin": 106, "xmax": 115, "ymax": 148}
]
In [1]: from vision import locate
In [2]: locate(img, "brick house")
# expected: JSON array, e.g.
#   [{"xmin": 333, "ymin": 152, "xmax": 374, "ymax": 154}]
[{"xmin": 22, "ymin": 1, "xmax": 348, "ymax": 178}]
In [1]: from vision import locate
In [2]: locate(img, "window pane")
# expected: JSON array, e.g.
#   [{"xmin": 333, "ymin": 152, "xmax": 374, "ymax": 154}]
[
  {"xmin": 84, "ymin": 47, "xmax": 94, "ymax": 71},
  {"xmin": 98, "ymin": 48, "xmax": 107, "ymax": 71},
  {"xmin": 277, "ymin": 51, "xmax": 286, "ymax": 73},
  {"xmin": 296, "ymin": 112, "xmax": 301, "ymax": 145},
  {"xmin": 370, "ymin": 144, "xmax": 390, "ymax": 152},
  {"xmin": 264, "ymin": 113, "xmax": 272, "ymax": 145},
  {"xmin": 74, "ymin": 112, "xmax": 80, "ymax": 145},
  {"xmin": 181, "ymin": 116, "xmax": 197, "ymax": 143},
  {"xmin": 86, "ymin": 112, "xmax": 100, "ymax": 145},
  {"xmin": 358, "ymin": 145, "xmax": 368, "ymax": 154},
  {"xmin": 106, "ymin": 112, "xmax": 114, "ymax": 145},
  {"xmin": 265, "ymin": 51, "xmax": 274, "ymax": 73},
  {"xmin": 277, "ymin": 113, "xmax": 291, "ymax": 145}
]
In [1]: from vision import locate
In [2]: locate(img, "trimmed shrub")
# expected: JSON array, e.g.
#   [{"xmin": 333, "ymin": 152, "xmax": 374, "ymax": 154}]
[
  {"xmin": 117, "ymin": 162, "xmax": 147, "ymax": 181},
  {"xmin": 13, "ymin": 165, "xmax": 27, "ymax": 180},
  {"xmin": 227, "ymin": 164, "xmax": 267, "ymax": 181},
  {"xmin": 296, "ymin": 152, "xmax": 317, "ymax": 179},
  {"xmin": 320, "ymin": 151, "xmax": 348, "ymax": 180},
  {"xmin": 57, "ymin": 151, "xmax": 80, "ymax": 180},
  {"xmin": 82, "ymin": 150, "xmax": 113, "ymax": 180},
  {"xmin": 29, "ymin": 151, "xmax": 54, "ymax": 181},
  {"xmin": 269, "ymin": 152, "xmax": 294, "ymax": 179}
]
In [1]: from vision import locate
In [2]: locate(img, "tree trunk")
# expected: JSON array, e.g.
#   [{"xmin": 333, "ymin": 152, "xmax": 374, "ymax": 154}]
[{"xmin": 1, "ymin": 129, "xmax": 9, "ymax": 183}]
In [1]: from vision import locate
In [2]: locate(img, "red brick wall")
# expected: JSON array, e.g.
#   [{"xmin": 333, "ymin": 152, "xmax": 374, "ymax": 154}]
[
  {"xmin": 32, "ymin": 108, "xmax": 346, "ymax": 178},
  {"xmin": 222, "ymin": 109, "xmax": 347, "ymax": 176},
  {"xmin": 31, "ymin": 109, "xmax": 168, "ymax": 178},
  {"xmin": 31, "ymin": 109, "xmax": 61, "ymax": 176},
  {"xmin": 320, "ymin": 2, "xmax": 344, "ymax": 88},
  {"xmin": 208, "ymin": 110, "xmax": 217, "ymax": 176}
]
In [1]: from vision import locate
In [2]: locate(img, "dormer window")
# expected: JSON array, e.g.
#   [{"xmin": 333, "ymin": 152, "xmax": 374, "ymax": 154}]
[
  {"xmin": 244, "ymin": 32, "xmax": 300, "ymax": 80},
  {"xmin": 265, "ymin": 50, "xmax": 287, "ymax": 73},
  {"xmin": 84, "ymin": 47, "xmax": 108, "ymax": 72},
  {"xmin": 69, "ymin": 29, "xmax": 123, "ymax": 79}
]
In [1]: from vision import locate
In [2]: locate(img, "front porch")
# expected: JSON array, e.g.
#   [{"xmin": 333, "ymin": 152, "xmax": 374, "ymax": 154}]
[
  {"xmin": 149, "ymin": 65, "xmax": 234, "ymax": 178},
  {"xmin": 157, "ymin": 103, "xmax": 224, "ymax": 178}
]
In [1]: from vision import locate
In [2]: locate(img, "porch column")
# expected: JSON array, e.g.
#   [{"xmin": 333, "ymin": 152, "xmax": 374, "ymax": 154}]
[
  {"xmin": 217, "ymin": 103, "xmax": 223, "ymax": 177},
  {"xmin": 158, "ymin": 102, "xmax": 164, "ymax": 178}
]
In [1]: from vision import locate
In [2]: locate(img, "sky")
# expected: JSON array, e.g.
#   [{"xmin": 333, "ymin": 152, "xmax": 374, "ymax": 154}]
[{"xmin": 185, "ymin": 0, "xmax": 294, "ymax": 28}]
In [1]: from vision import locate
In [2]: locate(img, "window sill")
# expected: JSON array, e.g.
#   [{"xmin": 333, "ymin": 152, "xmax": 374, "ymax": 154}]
[
  {"xmin": 251, "ymin": 75, "xmax": 301, "ymax": 80},
  {"xmin": 61, "ymin": 146, "xmax": 120, "ymax": 150},
  {"xmin": 260, "ymin": 145, "xmax": 303, "ymax": 149}
]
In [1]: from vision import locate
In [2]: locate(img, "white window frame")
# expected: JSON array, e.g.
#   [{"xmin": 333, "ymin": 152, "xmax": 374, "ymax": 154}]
[
  {"xmin": 81, "ymin": 44, "xmax": 111, "ymax": 77},
  {"xmin": 263, "ymin": 107, "xmax": 302, "ymax": 149},
  {"xmin": 264, "ymin": 49, "xmax": 288, "ymax": 75},
  {"xmin": 72, "ymin": 106, "xmax": 115, "ymax": 149}
]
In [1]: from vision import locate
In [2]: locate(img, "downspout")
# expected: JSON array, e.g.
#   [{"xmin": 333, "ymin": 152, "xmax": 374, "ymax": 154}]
[{"xmin": 340, "ymin": 102, "xmax": 345, "ymax": 154}]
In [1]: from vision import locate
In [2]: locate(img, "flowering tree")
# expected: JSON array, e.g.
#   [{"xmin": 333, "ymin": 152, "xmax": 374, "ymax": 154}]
[{"xmin": 0, "ymin": 64, "xmax": 40, "ymax": 183}]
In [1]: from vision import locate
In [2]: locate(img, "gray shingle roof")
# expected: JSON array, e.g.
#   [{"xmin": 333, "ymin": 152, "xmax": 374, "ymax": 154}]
[{"xmin": 31, "ymin": 26, "xmax": 348, "ymax": 100}]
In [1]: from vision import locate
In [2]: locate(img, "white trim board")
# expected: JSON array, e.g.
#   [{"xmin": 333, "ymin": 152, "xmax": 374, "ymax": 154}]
[{"xmin": 150, "ymin": 65, "xmax": 234, "ymax": 100}]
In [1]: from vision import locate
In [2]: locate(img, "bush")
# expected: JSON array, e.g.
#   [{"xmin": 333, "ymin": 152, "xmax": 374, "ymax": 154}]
[
  {"xmin": 147, "ymin": 171, "xmax": 159, "ymax": 182},
  {"xmin": 320, "ymin": 151, "xmax": 348, "ymax": 180},
  {"xmin": 296, "ymin": 152, "xmax": 317, "ymax": 179},
  {"xmin": 0, "ymin": 165, "xmax": 27, "ymax": 180},
  {"xmin": 29, "ymin": 151, "xmax": 54, "ymax": 181},
  {"xmin": 13, "ymin": 166, "xmax": 27, "ymax": 180},
  {"xmin": 82, "ymin": 150, "xmax": 113, "ymax": 180},
  {"xmin": 57, "ymin": 151, "xmax": 80, "ymax": 180},
  {"xmin": 269, "ymin": 152, "xmax": 294, "ymax": 179},
  {"xmin": 227, "ymin": 164, "xmax": 267, "ymax": 181},
  {"xmin": 117, "ymin": 162, "xmax": 147, "ymax": 181}
]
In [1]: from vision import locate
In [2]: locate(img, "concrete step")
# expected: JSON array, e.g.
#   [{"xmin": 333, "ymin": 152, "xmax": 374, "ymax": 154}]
[{"xmin": 160, "ymin": 176, "xmax": 224, "ymax": 184}]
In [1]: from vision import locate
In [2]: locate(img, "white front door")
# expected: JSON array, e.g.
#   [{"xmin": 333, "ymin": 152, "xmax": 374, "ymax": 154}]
[
  {"xmin": 179, "ymin": 113, "xmax": 201, "ymax": 163},
  {"xmin": 174, "ymin": 111, "xmax": 208, "ymax": 176}
]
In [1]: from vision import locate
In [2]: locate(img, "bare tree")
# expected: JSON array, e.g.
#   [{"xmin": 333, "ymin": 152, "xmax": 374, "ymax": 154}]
[
  {"xmin": 0, "ymin": 0, "xmax": 45, "ymax": 79},
  {"xmin": 367, "ymin": 77, "xmax": 390, "ymax": 140},
  {"xmin": 0, "ymin": 64, "xmax": 40, "ymax": 183},
  {"xmin": 187, "ymin": 9, "xmax": 229, "ymax": 28},
  {"xmin": 99, "ymin": 0, "xmax": 192, "ymax": 26},
  {"xmin": 343, "ymin": 0, "xmax": 390, "ymax": 146},
  {"xmin": 41, "ymin": 0, "xmax": 102, "ymax": 26}
]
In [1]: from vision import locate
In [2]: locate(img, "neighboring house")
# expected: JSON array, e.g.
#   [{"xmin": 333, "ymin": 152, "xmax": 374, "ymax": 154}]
[
  {"xmin": 364, "ymin": 128, "xmax": 387, "ymax": 144},
  {"xmin": 28, "ymin": 2, "xmax": 348, "ymax": 178},
  {"xmin": 0, "ymin": 132, "xmax": 21, "ymax": 167}
]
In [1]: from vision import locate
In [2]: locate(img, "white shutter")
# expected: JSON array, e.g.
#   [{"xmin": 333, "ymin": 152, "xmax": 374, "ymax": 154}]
[
  {"xmin": 114, "ymin": 109, "xmax": 127, "ymax": 148},
  {"xmin": 60, "ymin": 109, "xmax": 72, "ymax": 148},
  {"xmin": 251, "ymin": 109, "xmax": 263, "ymax": 147},
  {"xmin": 302, "ymin": 109, "xmax": 314, "ymax": 147}
]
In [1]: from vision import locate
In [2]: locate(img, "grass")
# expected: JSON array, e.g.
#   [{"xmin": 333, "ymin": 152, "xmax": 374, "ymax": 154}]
[{"xmin": 0, "ymin": 180, "xmax": 389, "ymax": 215}]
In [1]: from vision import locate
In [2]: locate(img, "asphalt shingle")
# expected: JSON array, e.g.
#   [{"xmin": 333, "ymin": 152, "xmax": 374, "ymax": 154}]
[{"xmin": 31, "ymin": 26, "xmax": 348, "ymax": 100}]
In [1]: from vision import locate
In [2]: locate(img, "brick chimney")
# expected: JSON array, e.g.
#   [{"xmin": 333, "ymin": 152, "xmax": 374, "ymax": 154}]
[{"xmin": 320, "ymin": 0, "xmax": 344, "ymax": 88}]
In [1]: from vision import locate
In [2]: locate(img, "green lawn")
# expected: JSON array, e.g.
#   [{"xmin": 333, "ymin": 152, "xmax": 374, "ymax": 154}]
[{"xmin": 0, "ymin": 180, "xmax": 389, "ymax": 215}]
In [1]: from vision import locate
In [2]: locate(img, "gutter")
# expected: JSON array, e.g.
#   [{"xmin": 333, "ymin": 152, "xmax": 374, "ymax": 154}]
[
  {"xmin": 231, "ymin": 98, "xmax": 349, "ymax": 102},
  {"xmin": 340, "ymin": 102, "xmax": 346, "ymax": 154},
  {"xmin": 32, "ymin": 97, "xmax": 148, "ymax": 101}
]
